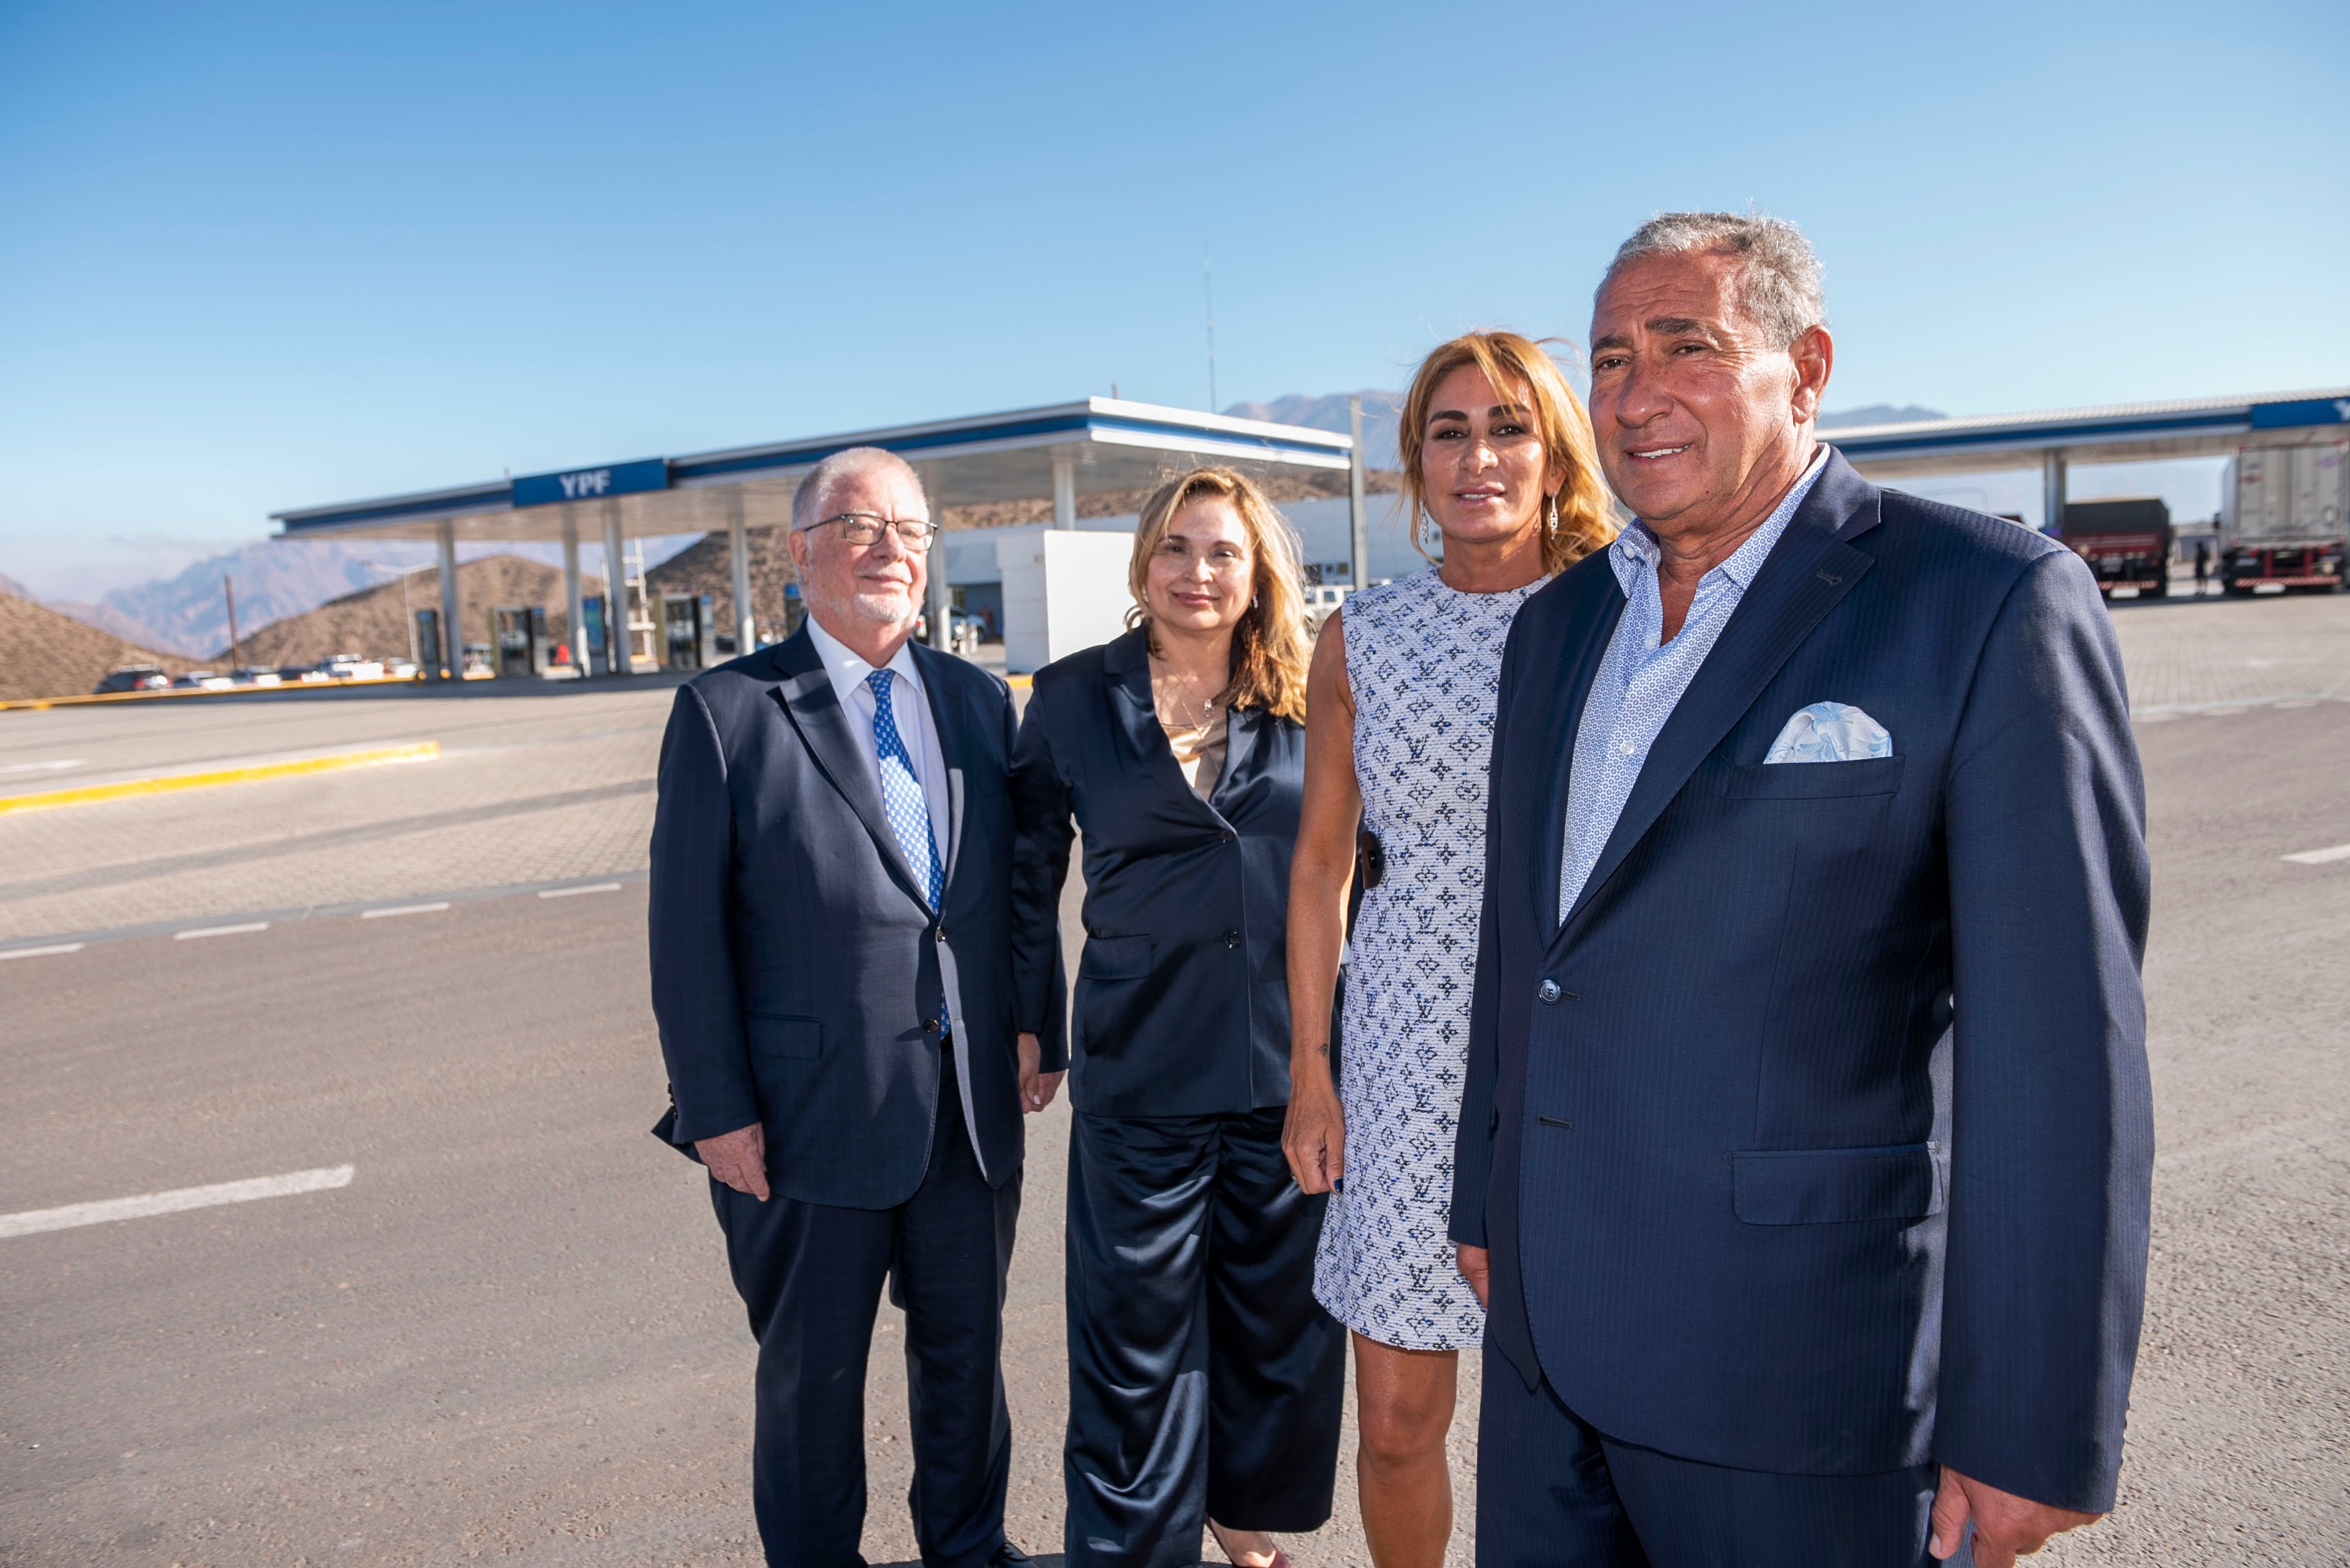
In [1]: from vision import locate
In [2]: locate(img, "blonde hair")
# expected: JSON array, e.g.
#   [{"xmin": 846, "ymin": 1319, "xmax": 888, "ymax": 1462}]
[
  {"xmin": 1396, "ymin": 331, "xmax": 1617, "ymax": 573},
  {"xmin": 1124, "ymin": 467, "xmax": 1310, "ymax": 724}
]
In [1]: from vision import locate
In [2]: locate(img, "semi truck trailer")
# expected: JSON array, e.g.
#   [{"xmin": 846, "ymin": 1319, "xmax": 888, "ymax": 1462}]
[
  {"xmin": 2060, "ymin": 497, "xmax": 2173, "ymax": 599},
  {"xmin": 2223, "ymin": 444, "xmax": 2346, "ymax": 594}
]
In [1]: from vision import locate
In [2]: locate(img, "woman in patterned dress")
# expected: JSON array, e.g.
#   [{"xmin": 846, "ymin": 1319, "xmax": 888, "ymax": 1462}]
[{"xmin": 1282, "ymin": 333, "xmax": 1615, "ymax": 1567}]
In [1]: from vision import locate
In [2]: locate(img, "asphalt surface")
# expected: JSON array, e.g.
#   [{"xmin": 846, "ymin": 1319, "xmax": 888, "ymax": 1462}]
[{"xmin": 3, "ymin": 594, "xmax": 2347, "ymax": 1565}]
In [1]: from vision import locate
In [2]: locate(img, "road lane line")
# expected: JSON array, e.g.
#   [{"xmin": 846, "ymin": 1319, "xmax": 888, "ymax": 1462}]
[
  {"xmin": 0, "ymin": 759, "xmax": 83, "ymax": 776},
  {"xmin": 538, "ymin": 882, "xmax": 623, "ymax": 898},
  {"xmin": 0, "ymin": 1165, "xmax": 355, "ymax": 1240},
  {"xmin": 2282, "ymin": 843, "xmax": 2350, "ymax": 866},
  {"xmin": 174, "ymin": 922, "xmax": 270, "ymax": 940},
  {"xmin": 361, "ymin": 901, "xmax": 451, "ymax": 918},
  {"xmin": 0, "ymin": 741, "xmax": 439, "ymax": 815},
  {"xmin": 0, "ymin": 943, "xmax": 84, "ymax": 960}
]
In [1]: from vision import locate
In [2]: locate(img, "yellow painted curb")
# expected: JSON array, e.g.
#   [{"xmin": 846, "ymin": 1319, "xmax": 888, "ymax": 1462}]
[
  {"xmin": 0, "ymin": 742, "xmax": 440, "ymax": 814},
  {"xmin": 1005, "ymin": 674, "xmax": 1032, "ymax": 688}
]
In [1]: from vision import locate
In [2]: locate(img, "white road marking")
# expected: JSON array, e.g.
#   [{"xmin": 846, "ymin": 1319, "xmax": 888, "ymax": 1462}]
[
  {"xmin": 174, "ymin": 922, "xmax": 269, "ymax": 940},
  {"xmin": 360, "ymin": 901, "xmax": 451, "ymax": 919},
  {"xmin": 0, "ymin": 1165, "xmax": 355, "ymax": 1240},
  {"xmin": 2282, "ymin": 843, "xmax": 2350, "ymax": 866},
  {"xmin": 538, "ymin": 882, "xmax": 623, "ymax": 898},
  {"xmin": 0, "ymin": 942, "xmax": 84, "ymax": 961},
  {"xmin": 0, "ymin": 759, "xmax": 84, "ymax": 776}
]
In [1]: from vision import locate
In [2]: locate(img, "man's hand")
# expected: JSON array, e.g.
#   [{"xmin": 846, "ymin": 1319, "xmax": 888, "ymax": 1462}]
[
  {"xmin": 1456, "ymin": 1244, "xmax": 1490, "ymax": 1306},
  {"xmin": 696, "ymin": 1122, "xmax": 769, "ymax": 1201},
  {"xmin": 1017, "ymin": 1032, "xmax": 1064, "ymax": 1114},
  {"xmin": 1281, "ymin": 1077, "xmax": 1346, "ymax": 1194},
  {"xmin": 1930, "ymin": 1466, "xmax": 2102, "ymax": 1565}
]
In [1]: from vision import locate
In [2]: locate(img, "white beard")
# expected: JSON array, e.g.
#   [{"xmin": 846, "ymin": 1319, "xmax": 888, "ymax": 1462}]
[{"xmin": 849, "ymin": 589, "xmax": 916, "ymax": 626}]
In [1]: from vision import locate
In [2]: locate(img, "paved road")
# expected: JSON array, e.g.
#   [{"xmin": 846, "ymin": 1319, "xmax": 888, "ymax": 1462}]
[{"xmin": 3, "ymin": 597, "xmax": 2347, "ymax": 1564}]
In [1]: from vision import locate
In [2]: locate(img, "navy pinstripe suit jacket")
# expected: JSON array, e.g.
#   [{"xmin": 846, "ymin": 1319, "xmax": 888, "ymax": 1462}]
[
  {"xmin": 648, "ymin": 628, "xmax": 1066, "ymax": 1210},
  {"xmin": 1451, "ymin": 451, "xmax": 2153, "ymax": 1512}
]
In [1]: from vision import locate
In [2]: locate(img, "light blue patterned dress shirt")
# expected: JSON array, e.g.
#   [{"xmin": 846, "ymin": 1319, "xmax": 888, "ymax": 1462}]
[{"xmin": 1557, "ymin": 448, "xmax": 1830, "ymax": 924}]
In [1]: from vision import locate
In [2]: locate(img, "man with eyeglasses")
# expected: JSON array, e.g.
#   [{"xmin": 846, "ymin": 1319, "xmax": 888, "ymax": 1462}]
[{"xmin": 648, "ymin": 445, "xmax": 1066, "ymax": 1567}]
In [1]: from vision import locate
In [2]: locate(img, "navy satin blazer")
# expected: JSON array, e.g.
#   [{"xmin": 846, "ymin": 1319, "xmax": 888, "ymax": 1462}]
[
  {"xmin": 1452, "ymin": 453, "xmax": 2153, "ymax": 1512},
  {"xmin": 1010, "ymin": 628, "xmax": 1305, "ymax": 1118},
  {"xmin": 648, "ymin": 628, "xmax": 1066, "ymax": 1210}
]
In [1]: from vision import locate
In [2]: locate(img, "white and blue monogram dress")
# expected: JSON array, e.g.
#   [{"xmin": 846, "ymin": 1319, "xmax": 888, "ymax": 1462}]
[{"xmin": 1312, "ymin": 568, "xmax": 1547, "ymax": 1351}]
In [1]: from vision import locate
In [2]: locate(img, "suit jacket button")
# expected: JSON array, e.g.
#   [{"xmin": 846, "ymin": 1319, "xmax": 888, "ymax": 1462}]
[
  {"xmin": 1537, "ymin": 979, "xmax": 1561, "ymax": 1004},
  {"xmin": 1221, "ymin": 829, "xmax": 1237, "ymax": 843},
  {"xmin": 1223, "ymin": 930, "xmax": 1241, "ymax": 948},
  {"xmin": 923, "ymin": 1016, "xmax": 941, "ymax": 1035}
]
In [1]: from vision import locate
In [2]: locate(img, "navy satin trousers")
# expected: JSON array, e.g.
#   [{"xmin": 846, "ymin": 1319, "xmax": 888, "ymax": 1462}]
[
  {"xmin": 1476, "ymin": 1358, "xmax": 1968, "ymax": 1567},
  {"xmin": 1063, "ymin": 1106, "xmax": 1346, "ymax": 1568},
  {"xmin": 713, "ymin": 1073, "xmax": 1020, "ymax": 1568}
]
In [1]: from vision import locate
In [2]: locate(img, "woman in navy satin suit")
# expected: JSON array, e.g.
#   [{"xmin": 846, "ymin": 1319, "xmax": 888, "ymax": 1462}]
[{"xmin": 1010, "ymin": 466, "xmax": 1342, "ymax": 1568}]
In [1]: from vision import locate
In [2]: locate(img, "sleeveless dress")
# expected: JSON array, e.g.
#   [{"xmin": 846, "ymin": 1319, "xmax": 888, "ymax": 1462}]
[{"xmin": 1312, "ymin": 568, "xmax": 1549, "ymax": 1351}]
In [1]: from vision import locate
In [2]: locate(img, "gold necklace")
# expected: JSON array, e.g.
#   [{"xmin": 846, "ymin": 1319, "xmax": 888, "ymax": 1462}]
[{"xmin": 1151, "ymin": 663, "xmax": 1220, "ymax": 731}]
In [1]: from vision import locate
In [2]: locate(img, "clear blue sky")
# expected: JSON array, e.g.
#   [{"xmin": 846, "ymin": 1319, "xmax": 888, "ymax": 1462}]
[{"xmin": 3, "ymin": 0, "xmax": 2344, "ymax": 595}]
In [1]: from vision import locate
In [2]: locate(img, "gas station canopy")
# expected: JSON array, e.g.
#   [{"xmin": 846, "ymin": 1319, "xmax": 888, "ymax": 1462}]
[
  {"xmin": 1827, "ymin": 387, "xmax": 2350, "ymax": 481},
  {"xmin": 271, "ymin": 397, "xmax": 1356, "ymax": 544}
]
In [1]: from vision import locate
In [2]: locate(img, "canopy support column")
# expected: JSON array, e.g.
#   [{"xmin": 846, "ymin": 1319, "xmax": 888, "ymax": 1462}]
[
  {"xmin": 922, "ymin": 463, "xmax": 951, "ymax": 651},
  {"xmin": 2042, "ymin": 448, "xmax": 2068, "ymax": 534},
  {"xmin": 728, "ymin": 491, "xmax": 755, "ymax": 657},
  {"xmin": 1051, "ymin": 449, "xmax": 1077, "ymax": 529},
  {"xmin": 601, "ymin": 502, "xmax": 629, "ymax": 676},
  {"xmin": 436, "ymin": 520, "xmax": 461, "ymax": 681},
  {"xmin": 561, "ymin": 518, "xmax": 588, "ymax": 675},
  {"xmin": 1349, "ymin": 395, "xmax": 1370, "ymax": 590}
]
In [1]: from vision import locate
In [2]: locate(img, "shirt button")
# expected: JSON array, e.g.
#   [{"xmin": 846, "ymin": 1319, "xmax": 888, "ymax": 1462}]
[
  {"xmin": 1538, "ymin": 979, "xmax": 1561, "ymax": 1004},
  {"xmin": 1618, "ymin": 740, "xmax": 1636, "ymax": 757}
]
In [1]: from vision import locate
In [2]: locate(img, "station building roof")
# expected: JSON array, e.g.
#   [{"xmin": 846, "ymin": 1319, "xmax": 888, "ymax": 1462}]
[
  {"xmin": 1829, "ymin": 387, "xmax": 2350, "ymax": 479},
  {"xmin": 271, "ymin": 398, "xmax": 1354, "ymax": 543}
]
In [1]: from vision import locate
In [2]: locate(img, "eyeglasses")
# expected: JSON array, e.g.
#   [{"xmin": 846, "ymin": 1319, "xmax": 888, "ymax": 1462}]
[{"xmin": 807, "ymin": 512, "xmax": 939, "ymax": 551}]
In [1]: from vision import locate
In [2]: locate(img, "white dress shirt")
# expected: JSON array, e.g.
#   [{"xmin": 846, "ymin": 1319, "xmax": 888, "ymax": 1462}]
[
  {"xmin": 803, "ymin": 613, "xmax": 951, "ymax": 877},
  {"xmin": 1558, "ymin": 446, "xmax": 1830, "ymax": 923}
]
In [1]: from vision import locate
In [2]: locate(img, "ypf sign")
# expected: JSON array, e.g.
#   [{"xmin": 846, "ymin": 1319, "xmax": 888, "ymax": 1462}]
[{"xmin": 511, "ymin": 457, "xmax": 670, "ymax": 508}]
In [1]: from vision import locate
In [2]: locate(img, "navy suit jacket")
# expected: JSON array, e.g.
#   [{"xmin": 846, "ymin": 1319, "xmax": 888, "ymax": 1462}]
[
  {"xmin": 648, "ymin": 628, "xmax": 1067, "ymax": 1210},
  {"xmin": 1451, "ymin": 451, "xmax": 2153, "ymax": 1512},
  {"xmin": 1009, "ymin": 629, "xmax": 1305, "ymax": 1117}
]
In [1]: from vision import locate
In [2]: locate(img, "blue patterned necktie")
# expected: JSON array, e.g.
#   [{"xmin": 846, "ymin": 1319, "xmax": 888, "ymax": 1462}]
[{"xmin": 867, "ymin": 668, "xmax": 944, "ymax": 909}]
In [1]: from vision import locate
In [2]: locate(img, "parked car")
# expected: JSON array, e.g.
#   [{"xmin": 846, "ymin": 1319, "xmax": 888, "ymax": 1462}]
[
  {"xmin": 282, "ymin": 661, "xmax": 333, "ymax": 683},
  {"xmin": 305, "ymin": 652, "xmax": 384, "ymax": 681},
  {"xmin": 229, "ymin": 667, "xmax": 282, "ymax": 686},
  {"xmin": 384, "ymin": 659, "xmax": 419, "ymax": 680},
  {"xmin": 170, "ymin": 670, "xmax": 238, "ymax": 691},
  {"xmin": 93, "ymin": 664, "xmax": 171, "ymax": 695},
  {"xmin": 912, "ymin": 607, "xmax": 985, "ymax": 658}
]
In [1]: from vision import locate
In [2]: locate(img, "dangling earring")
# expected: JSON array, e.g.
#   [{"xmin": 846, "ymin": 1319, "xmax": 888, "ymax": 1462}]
[
  {"xmin": 1251, "ymin": 594, "xmax": 1261, "ymax": 610},
  {"xmin": 1547, "ymin": 492, "xmax": 1560, "ymax": 532}
]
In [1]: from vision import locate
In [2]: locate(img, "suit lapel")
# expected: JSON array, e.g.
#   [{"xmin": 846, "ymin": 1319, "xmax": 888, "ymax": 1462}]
[
  {"xmin": 1207, "ymin": 701, "xmax": 1264, "ymax": 818},
  {"xmin": 1555, "ymin": 456, "xmax": 1881, "ymax": 942},
  {"xmin": 1532, "ymin": 573, "xmax": 1629, "ymax": 933},
  {"xmin": 1103, "ymin": 629, "xmax": 1225, "ymax": 822},
  {"xmin": 769, "ymin": 628, "xmax": 932, "ymax": 914},
  {"xmin": 912, "ymin": 642, "xmax": 971, "ymax": 901}
]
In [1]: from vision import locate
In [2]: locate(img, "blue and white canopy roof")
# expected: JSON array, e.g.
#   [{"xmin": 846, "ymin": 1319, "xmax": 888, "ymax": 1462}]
[
  {"xmin": 271, "ymin": 398, "xmax": 1354, "ymax": 543},
  {"xmin": 1828, "ymin": 388, "xmax": 2350, "ymax": 479}
]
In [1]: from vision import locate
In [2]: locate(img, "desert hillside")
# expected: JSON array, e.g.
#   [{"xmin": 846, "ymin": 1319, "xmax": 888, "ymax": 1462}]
[
  {"xmin": 224, "ymin": 555, "xmax": 604, "ymax": 667},
  {"xmin": 0, "ymin": 590, "xmax": 194, "ymax": 701}
]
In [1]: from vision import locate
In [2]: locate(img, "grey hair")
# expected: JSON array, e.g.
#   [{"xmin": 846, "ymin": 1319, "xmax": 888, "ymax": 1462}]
[
  {"xmin": 791, "ymin": 446, "xmax": 927, "ymax": 530},
  {"xmin": 1602, "ymin": 210, "xmax": 1826, "ymax": 350}
]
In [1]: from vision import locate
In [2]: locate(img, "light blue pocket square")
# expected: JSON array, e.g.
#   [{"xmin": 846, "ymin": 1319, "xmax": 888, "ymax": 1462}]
[{"xmin": 1765, "ymin": 702, "xmax": 1893, "ymax": 764}]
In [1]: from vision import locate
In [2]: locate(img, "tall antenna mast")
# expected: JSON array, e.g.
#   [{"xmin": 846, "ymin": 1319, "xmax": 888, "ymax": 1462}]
[{"xmin": 1203, "ymin": 242, "xmax": 1217, "ymax": 413}]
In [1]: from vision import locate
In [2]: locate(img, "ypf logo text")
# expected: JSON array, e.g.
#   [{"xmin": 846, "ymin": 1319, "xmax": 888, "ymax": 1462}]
[{"xmin": 557, "ymin": 469, "xmax": 613, "ymax": 499}]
